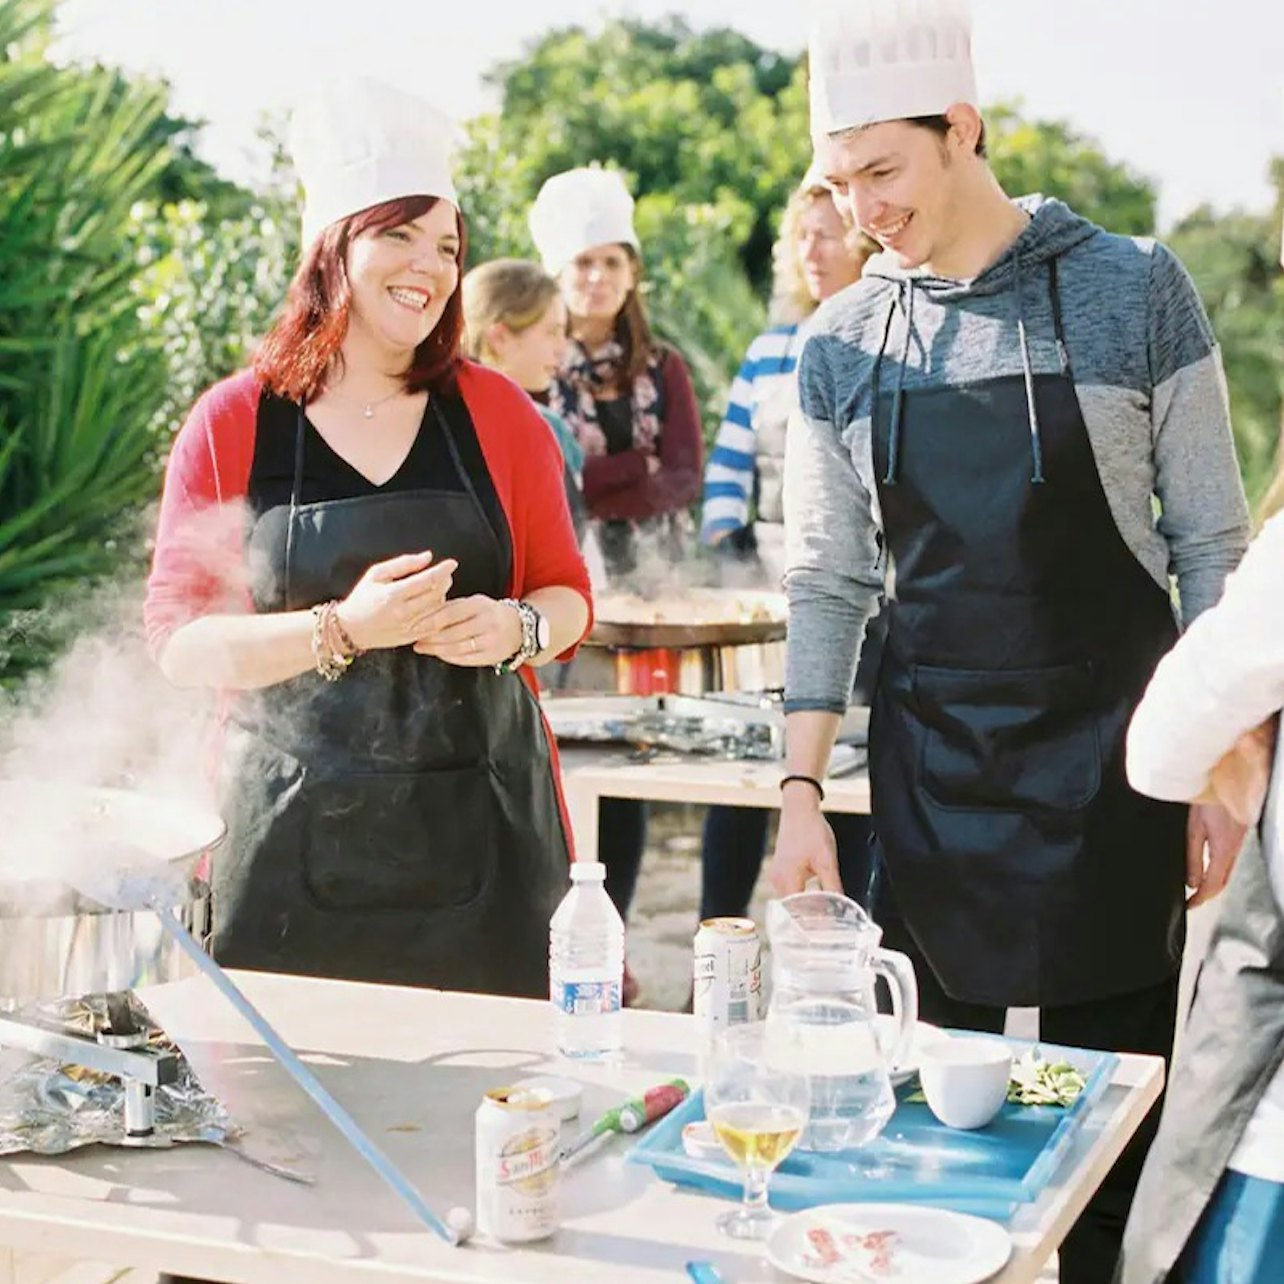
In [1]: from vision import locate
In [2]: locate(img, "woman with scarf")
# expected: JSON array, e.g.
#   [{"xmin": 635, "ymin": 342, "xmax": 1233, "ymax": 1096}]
[
  {"xmin": 529, "ymin": 167, "xmax": 703, "ymax": 581},
  {"xmin": 528, "ymin": 168, "xmax": 703, "ymax": 998}
]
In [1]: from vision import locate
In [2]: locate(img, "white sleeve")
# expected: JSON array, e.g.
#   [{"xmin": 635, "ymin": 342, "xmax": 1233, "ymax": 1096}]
[{"xmin": 1126, "ymin": 513, "xmax": 1284, "ymax": 802}]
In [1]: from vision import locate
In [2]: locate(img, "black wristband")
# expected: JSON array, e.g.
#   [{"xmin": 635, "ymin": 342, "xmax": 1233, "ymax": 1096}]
[{"xmin": 780, "ymin": 774, "xmax": 825, "ymax": 803}]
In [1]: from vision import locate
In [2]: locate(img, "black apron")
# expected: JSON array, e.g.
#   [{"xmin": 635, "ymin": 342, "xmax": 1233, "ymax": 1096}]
[
  {"xmin": 214, "ymin": 395, "xmax": 570, "ymax": 998},
  {"xmin": 869, "ymin": 263, "xmax": 1187, "ymax": 1007}
]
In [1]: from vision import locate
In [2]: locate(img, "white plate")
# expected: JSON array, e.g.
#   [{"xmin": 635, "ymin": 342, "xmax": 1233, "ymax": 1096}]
[
  {"xmin": 767, "ymin": 1203, "xmax": 1012, "ymax": 1284},
  {"xmin": 876, "ymin": 1018, "xmax": 950, "ymax": 1086}
]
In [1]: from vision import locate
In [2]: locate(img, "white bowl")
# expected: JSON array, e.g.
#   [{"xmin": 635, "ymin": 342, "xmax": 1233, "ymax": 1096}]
[{"xmin": 918, "ymin": 1037, "xmax": 1012, "ymax": 1130}]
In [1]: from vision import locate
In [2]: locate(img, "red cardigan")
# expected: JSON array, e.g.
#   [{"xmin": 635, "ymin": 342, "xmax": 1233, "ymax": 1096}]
[{"xmin": 145, "ymin": 362, "xmax": 593, "ymax": 850}]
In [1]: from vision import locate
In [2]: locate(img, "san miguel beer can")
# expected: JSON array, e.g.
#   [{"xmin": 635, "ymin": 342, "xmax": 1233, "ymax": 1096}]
[
  {"xmin": 693, "ymin": 917, "xmax": 762, "ymax": 1045},
  {"xmin": 475, "ymin": 1086, "xmax": 560, "ymax": 1242}
]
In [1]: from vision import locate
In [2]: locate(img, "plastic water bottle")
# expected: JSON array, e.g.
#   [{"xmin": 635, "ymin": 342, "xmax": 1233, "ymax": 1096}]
[{"xmin": 549, "ymin": 861, "xmax": 625, "ymax": 1060}]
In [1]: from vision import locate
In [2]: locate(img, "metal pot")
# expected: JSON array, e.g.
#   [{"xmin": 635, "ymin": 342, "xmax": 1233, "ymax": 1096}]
[
  {"xmin": 0, "ymin": 782, "xmax": 223, "ymax": 1005},
  {"xmin": 580, "ymin": 589, "xmax": 787, "ymax": 695}
]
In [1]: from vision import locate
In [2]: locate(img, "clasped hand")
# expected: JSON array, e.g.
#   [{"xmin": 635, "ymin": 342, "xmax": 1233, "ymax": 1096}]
[{"xmin": 335, "ymin": 550, "xmax": 521, "ymax": 668}]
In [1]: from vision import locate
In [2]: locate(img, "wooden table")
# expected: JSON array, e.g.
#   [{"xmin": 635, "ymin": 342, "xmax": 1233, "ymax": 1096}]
[
  {"xmin": 0, "ymin": 972, "xmax": 1162, "ymax": 1283},
  {"xmin": 558, "ymin": 748, "xmax": 871, "ymax": 864}
]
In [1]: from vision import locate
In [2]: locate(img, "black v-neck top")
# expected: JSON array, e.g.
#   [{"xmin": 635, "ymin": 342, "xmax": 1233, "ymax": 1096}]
[
  {"xmin": 248, "ymin": 393, "xmax": 468, "ymax": 509},
  {"xmin": 246, "ymin": 389, "xmax": 511, "ymax": 586}
]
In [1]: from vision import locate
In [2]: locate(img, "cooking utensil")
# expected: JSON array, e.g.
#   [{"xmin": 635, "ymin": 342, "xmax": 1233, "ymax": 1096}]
[
  {"xmin": 71, "ymin": 870, "xmax": 461, "ymax": 1247},
  {"xmin": 586, "ymin": 589, "xmax": 787, "ymax": 650},
  {"xmin": 0, "ymin": 782, "xmax": 220, "ymax": 1003}
]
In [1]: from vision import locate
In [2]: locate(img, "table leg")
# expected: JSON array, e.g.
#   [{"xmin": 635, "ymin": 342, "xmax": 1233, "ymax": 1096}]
[{"xmin": 563, "ymin": 778, "xmax": 600, "ymax": 863}]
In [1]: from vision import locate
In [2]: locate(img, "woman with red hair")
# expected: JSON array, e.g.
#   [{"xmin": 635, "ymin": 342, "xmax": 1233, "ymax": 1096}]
[{"xmin": 145, "ymin": 78, "xmax": 591, "ymax": 1000}]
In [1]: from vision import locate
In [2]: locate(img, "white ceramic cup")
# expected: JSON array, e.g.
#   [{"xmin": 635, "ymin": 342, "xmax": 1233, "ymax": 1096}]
[{"xmin": 918, "ymin": 1037, "xmax": 1013, "ymax": 1130}]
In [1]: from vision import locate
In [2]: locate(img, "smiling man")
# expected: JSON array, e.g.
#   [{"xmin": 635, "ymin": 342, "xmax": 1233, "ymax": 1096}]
[{"xmin": 769, "ymin": 2, "xmax": 1251, "ymax": 1278}]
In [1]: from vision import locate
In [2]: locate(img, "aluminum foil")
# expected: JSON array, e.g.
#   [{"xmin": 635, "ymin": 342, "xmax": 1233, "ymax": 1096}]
[
  {"xmin": 0, "ymin": 993, "xmax": 311, "ymax": 1181},
  {"xmin": 626, "ymin": 710, "xmax": 780, "ymax": 760}
]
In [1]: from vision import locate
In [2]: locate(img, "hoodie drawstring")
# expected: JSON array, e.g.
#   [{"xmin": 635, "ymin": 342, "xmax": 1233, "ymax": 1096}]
[
  {"xmin": 874, "ymin": 256, "xmax": 1071, "ymax": 489},
  {"xmin": 1015, "ymin": 259, "xmax": 1046, "ymax": 485},
  {"xmin": 881, "ymin": 280, "xmax": 915, "ymax": 486},
  {"xmin": 870, "ymin": 291, "xmax": 897, "ymax": 480}
]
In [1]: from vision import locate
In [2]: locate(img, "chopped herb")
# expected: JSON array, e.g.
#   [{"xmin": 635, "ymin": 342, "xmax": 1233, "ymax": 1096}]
[{"xmin": 1007, "ymin": 1050, "xmax": 1087, "ymax": 1107}]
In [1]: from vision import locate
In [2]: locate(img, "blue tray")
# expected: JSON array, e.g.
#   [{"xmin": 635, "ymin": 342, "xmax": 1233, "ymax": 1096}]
[{"xmin": 627, "ymin": 1038, "xmax": 1117, "ymax": 1221}]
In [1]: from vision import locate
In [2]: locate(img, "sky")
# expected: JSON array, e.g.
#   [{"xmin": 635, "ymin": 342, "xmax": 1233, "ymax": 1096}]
[{"xmin": 54, "ymin": 0, "xmax": 1284, "ymax": 229}]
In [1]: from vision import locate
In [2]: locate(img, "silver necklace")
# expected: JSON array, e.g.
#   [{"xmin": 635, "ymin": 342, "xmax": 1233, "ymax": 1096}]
[{"xmin": 356, "ymin": 388, "xmax": 403, "ymax": 419}]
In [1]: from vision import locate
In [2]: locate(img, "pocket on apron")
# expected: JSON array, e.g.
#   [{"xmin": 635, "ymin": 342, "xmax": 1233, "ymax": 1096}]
[
  {"xmin": 913, "ymin": 661, "xmax": 1101, "ymax": 813},
  {"xmin": 299, "ymin": 765, "xmax": 496, "ymax": 913}
]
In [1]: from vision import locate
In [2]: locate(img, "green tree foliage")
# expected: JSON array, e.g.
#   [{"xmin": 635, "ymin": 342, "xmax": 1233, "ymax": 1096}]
[
  {"xmin": 5, "ymin": 9, "xmax": 1277, "ymax": 686},
  {"xmin": 1168, "ymin": 161, "xmax": 1284, "ymax": 510},
  {"xmin": 0, "ymin": 0, "xmax": 176, "ymax": 680},
  {"xmin": 129, "ymin": 119, "xmax": 297, "ymax": 446},
  {"xmin": 456, "ymin": 18, "xmax": 812, "ymax": 430},
  {"xmin": 987, "ymin": 103, "xmax": 1156, "ymax": 234},
  {"xmin": 455, "ymin": 19, "xmax": 1162, "ymax": 439}
]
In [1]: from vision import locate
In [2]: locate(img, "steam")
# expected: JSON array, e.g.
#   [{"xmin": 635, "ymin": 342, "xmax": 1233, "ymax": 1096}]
[
  {"xmin": 0, "ymin": 503, "xmax": 250, "ymax": 892},
  {"xmin": 591, "ymin": 523, "xmax": 777, "ymax": 598}
]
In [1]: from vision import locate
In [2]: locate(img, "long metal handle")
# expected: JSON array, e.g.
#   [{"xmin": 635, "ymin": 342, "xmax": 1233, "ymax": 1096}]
[{"xmin": 153, "ymin": 906, "xmax": 458, "ymax": 1245}]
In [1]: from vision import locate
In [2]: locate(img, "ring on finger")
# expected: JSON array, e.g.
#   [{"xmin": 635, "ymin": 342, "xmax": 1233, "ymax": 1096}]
[{"xmin": 469, "ymin": 637, "xmax": 478, "ymax": 654}]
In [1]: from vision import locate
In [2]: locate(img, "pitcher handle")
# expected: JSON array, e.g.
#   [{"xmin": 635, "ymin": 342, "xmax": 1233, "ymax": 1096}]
[{"xmin": 872, "ymin": 947, "xmax": 919, "ymax": 1075}]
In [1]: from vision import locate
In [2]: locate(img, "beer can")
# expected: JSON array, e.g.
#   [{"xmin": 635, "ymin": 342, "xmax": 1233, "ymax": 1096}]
[
  {"xmin": 475, "ymin": 1086, "xmax": 560, "ymax": 1242},
  {"xmin": 693, "ymin": 917, "xmax": 762, "ymax": 1041}
]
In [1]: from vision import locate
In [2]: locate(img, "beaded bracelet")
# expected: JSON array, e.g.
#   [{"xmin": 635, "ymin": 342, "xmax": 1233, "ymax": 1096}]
[
  {"xmin": 310, "ymin": 601, "xmax": 354, "ymax": 682},
  {"xmin": 329, "ymin": 607, "xmax": 363, "ymax": 658}
]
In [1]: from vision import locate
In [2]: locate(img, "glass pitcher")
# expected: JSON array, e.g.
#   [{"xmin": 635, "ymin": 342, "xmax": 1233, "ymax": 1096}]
[{"xmin": 764, "ymin": 891, "xmax": 918, "ymax": 1152}]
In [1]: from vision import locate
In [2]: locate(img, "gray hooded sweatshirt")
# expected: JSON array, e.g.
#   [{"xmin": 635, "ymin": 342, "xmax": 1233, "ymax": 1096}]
[{"xmin": 783, "ymin": 195, "xmax": 1250, "ymax": 713}]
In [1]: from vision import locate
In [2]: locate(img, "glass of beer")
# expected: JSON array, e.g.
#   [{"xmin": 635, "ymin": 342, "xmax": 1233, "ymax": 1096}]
[{"xmin": 705, "ymin": 1022, "xmax": 810, "ymax": 1239}]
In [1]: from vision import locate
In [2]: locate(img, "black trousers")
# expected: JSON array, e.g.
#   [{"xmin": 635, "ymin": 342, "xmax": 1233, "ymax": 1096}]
[
  {"xmin": 878, "ymin": 905, "xmax": 1179, "ymax": 1284},
  {"xmin": 699, "ymin": 806, "xmax": 879, "ymax": 921},
  {"xmin": 598, "ymin": 796, "xmax": 648, "ymax": 918}
]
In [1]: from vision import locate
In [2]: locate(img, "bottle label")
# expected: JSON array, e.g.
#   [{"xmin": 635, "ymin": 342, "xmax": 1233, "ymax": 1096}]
[{"xmin": 552, "ymin": 980, "xmax": 622, "ymax": 1016}]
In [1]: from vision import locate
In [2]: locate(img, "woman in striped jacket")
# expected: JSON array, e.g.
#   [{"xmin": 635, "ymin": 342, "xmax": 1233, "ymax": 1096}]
[{"xmin": 697, "ymin": 173, "xmax": 877, "ymax": 926}]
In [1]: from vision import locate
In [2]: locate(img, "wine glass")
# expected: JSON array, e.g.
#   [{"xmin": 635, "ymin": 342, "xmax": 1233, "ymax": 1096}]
[{"xmin": 704, "ymin": 1021, "xmax": 810, "ymax": 1240}]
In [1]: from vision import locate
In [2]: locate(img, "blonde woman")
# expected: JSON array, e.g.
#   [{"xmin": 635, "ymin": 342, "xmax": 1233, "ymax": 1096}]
[
  {"xmin": 463, "ymin": 258, "xmax": 586, "ymax": 540},
  {"xmin": 697, "ymin": 172, "xmax": 878, "ymax": 927},
  {"xmin": 699, "ymin": 172, "xmax": 876, "ymax": 576}
]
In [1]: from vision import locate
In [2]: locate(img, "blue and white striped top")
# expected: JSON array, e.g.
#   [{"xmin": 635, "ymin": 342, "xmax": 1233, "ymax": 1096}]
[{"xmin": 699, "ymin": 323, "xmax": 803, "ymax": 543}]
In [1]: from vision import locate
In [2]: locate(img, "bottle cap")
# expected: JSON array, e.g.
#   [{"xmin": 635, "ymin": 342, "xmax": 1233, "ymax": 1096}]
[{"xmin": 569, "ymin": 860, "xmax": 607, "ymax": 883}]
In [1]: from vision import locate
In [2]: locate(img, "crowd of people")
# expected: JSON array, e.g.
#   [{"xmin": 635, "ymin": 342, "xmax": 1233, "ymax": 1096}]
[{"xmin": 142, "ymin": 1, "xmax": 1282, "ymax": 1281}]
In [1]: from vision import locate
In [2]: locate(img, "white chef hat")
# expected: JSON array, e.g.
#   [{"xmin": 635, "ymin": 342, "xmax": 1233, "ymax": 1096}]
[
  {"xmin": 800, "ymin": 158, "xmax": 832, "ymax": 193},
  {"xmin": 528, "ymin": 167, "xmax": 641, "ymax": 276},
  {"xmin": 290, "ymin": 76, "xmax": 459, "ymax": 248},
  {"xmin": 809, "ymin": 0, "xmax": 978, "ymax": 138}
]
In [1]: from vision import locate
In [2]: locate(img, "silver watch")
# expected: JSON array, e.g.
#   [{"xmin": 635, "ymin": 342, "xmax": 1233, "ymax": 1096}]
[{"xmin": 496, "ymin": 599, "xmax": 548, "ymax": 671}]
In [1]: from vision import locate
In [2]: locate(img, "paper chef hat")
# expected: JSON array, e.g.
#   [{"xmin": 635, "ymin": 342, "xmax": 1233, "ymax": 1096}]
[
  {"xmin": 800, "ymin": 158, "xmax": 832, "ymax": 193},
  {"xmin": 290, "ymin": 77, "xmax": 459, "ymax": 248},
  {"xmin": 809, "ymin": 0, "xmax": 978, "ymax": 138},
  {"xmin": 528, "ymin": 167, "xmax": 641, "ymax": 276}
]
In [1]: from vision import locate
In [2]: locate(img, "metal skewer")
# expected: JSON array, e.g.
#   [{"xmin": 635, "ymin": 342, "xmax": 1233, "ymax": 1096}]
[{"xmin": 150, "ymin": 901, "xmax": 459, "ymax": 1246}]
